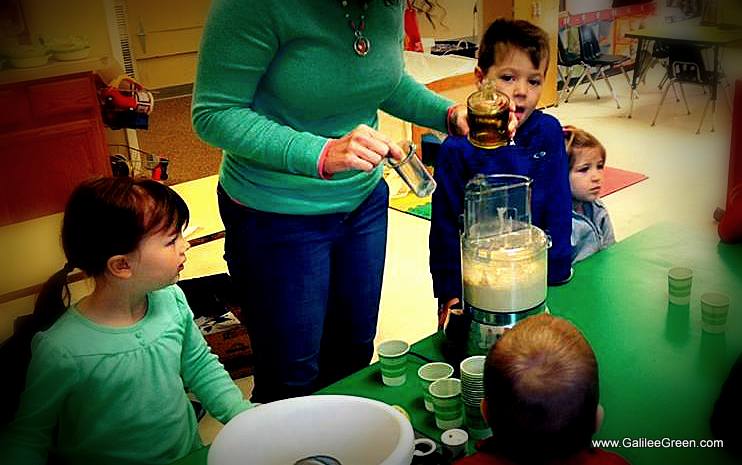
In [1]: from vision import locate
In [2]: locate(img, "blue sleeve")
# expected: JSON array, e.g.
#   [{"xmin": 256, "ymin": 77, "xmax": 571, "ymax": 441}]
[
  {"xmin": 541, "ymin": 119, "xmax": 573, "ymax": 284},
  {"xmin": 429, "ymin": 137, "xmax": 468, "ymax": 302}
]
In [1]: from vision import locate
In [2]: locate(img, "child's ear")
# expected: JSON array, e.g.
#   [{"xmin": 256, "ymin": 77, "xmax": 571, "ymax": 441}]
[
  {"xmin": 480, "ymin": 398, "xmax": 490, "ymax": 424},
  {"xmin": 107, "ymin": 255, "xmax": 133, "ymax": 279},
  {"xmin": 474, "ymin": 67, "xmax": 485, "ymax": 88},
  {"xmin": 595, "ymin": 403, "xmax": 605, "ymax": 433}
]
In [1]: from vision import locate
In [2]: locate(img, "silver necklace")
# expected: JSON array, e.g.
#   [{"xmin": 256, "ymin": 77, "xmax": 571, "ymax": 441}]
[{"xmin": 340, "ymin": 0, "xmax": 370, "ymax": 56}]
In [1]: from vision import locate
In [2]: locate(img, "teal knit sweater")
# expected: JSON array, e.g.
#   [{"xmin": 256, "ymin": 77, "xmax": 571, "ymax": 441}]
[
  {"xmin": 0, "ymin": 285, "xmax": 252, "ymax": 465},
  {"xmin": 192, "ymin": 0, "xmax": 452, "ymax": 214}
]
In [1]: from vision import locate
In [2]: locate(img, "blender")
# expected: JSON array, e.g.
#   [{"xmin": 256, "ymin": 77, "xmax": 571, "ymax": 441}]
[{"xmin": 459, "ymin": 174, "xmax": 549, "ymax": 355}]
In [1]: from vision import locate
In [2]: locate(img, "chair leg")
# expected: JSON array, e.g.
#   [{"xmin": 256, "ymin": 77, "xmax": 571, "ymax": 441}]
[
  {"xmin": 556, "ymin": 66, "xmax": 567, "ymax": 106},
  {"xmin": 696, "ymin": 97, "xmax": 712, "ymax": 134},
  {"xmin": 620, "ymin": 65, "xmax": 632, "ymax": 88},
  {"xmin": 565, "ymin": 66, "xmax": 588, "ymax": 103},
  {"xmin": 640, "ymin": 58, "xmax": 657, "ymax": 86},
  {"xmin": 678, "ymin": 82, "xmax": 691, "ymax": 115},
  {"xmin": 658, "ymin": 70, "xmax": 669, "ymax": 90},
  {"xmin": 670, "ymin": 81, "xmax": 680, "ymax": 103},
  {"xmin": 583, "ymin": 65, "xmax": 600, "ymax": 95},
  {"xmin": 582, "ymin": 77, "xmax": 601, "ymax": 96},
  {"xmin": 583, "ymin": 66, "xmax": 601, "ymax": 99},
  {"xmin": 599, "ymin": 67, "xmax": 621, "ymax": 109},
  {"xmin": 652, "ymin": 79, "xmax": 673, "ymax": 126}
]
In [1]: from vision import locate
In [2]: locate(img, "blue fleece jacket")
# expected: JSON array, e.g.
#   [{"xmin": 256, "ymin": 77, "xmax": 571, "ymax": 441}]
[{"xmin": 429, "ymin": 110, "xmax": 573, "ymax": 302}]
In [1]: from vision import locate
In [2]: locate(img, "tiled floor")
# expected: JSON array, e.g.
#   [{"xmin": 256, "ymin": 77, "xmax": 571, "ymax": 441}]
[{"xmin": 197, "ymin": 65, "xmax": 734, "ymax": 443}]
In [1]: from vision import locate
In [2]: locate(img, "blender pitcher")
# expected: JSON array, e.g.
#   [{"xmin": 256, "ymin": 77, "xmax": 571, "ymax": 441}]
[
  {"xmin": 462, "ymin": 174, "xmax": 532, "ymax": 243},
  {"xmin": 459, "ymin": 174, "xmax": 549, "ymax": 354}
]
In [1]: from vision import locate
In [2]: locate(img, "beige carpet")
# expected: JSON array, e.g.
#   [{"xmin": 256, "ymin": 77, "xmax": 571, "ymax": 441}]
[{"xmin": 137, "ymin": 95, "xmax": 222, "ymax": 185}]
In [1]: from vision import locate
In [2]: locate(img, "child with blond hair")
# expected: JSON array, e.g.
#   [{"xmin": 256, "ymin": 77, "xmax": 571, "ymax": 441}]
[
  {"xmin": 456, "ymin": 314, "xmax": 630, "ymax": 465},
  {"xmin": 563, "ymin": 125, "xmax": 615, "ymax": 263}
]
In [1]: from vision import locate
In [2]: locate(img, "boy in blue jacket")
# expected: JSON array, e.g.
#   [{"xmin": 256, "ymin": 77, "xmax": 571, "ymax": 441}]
[{"xmin": 430, "ymin": 19, "xmax": 572, "ymax": 325}]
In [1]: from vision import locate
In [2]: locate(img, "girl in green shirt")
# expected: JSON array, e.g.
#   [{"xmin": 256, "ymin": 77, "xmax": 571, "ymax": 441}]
[{"xmin": 1, "ymin": 178, "xmax": 253, "ymax": 465}]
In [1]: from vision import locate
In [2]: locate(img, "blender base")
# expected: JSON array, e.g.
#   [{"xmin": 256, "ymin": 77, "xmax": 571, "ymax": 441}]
[{"xmin": 465, "ymin": 301, "xmax": 548, "ymax": 356}]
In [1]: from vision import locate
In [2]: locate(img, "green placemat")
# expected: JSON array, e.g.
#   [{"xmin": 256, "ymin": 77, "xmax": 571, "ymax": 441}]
[{"xmin": 388, "ymin": 191, "xmax": 432, "ymax": 220}]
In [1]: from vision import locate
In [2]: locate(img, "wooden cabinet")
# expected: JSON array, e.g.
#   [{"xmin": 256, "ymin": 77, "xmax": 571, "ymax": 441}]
[
  {"xmin": 0, "ymin": 72, "xmax": 110, "ymax": 225},
  {"xmin": 482, "ymin": 0, "xmax": 559, "ymax": 107}
]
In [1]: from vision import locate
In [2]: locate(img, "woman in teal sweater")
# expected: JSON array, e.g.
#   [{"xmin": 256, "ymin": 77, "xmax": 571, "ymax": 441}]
[
  {"xmin": 1, "ymin": 178, "xmax": 252, "ymax": 464},
  {"xmin": 193, "ymin": 0, "xmax": 466, "ymax": 401}
]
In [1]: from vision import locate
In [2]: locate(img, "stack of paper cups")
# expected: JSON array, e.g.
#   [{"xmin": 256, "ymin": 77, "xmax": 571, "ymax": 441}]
[{"xmin": 460, "ymin": 355, "xmax": 490, "ymax": 439}]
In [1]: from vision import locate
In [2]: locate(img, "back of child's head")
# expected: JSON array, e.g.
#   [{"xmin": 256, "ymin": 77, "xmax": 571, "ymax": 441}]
[
  {"xmin": 478, "ymin": 18, "xmax": 550, "ymax": 74},
  {"xmin": 563, "ymin": 125, "xmax": 606, "ymax": 169},
  {"xmin": 483, "ymin": 314, "xmax": 599, "ymax": 464},
  {"xmin": 34, "ymin": 177, "xmax": 190, "ymax": 330}
]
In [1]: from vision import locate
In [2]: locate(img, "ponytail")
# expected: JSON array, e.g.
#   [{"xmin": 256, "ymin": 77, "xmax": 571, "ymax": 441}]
[
  {"xmin": 32, "ymin": 263, "xmax": 74, "ymax": 333},
  {"xmin": 1, "ymin": 263, "xmax": 74, "ymax": 426}
]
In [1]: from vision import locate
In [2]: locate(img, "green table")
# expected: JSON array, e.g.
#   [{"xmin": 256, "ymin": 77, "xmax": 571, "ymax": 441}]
[
  {"xmin": 174, "ymin": 223, "xmax": 742, "ymax": 465},
  {"xmin": 322, "ymin": 223, "xmax": 742, "ymax": 465}
]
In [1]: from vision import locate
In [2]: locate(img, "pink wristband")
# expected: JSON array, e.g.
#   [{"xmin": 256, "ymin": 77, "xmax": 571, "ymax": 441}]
[{"xmin": 317, "ymin": 140, "xmax": 333, "ymax": 180}]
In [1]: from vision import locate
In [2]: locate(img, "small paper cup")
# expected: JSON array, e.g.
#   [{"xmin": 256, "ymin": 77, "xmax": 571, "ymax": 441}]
[
  {"xmin": 430, "ymin": 378, "xmax": 464, "ymax": 429},
  {"xmin": 668, "ymin": 267, "xmax": 693, "ymax": 305},
  {"xmin": 418, "ymin": 362, "xmax": 454, "ymax": 412},
  {"xmin": 701, "ymin": 292, "xmax": 730, "ymax": 334},
  {"xmin": 378, "ymin": 340, "xmax": 409, "ymax": 386}
]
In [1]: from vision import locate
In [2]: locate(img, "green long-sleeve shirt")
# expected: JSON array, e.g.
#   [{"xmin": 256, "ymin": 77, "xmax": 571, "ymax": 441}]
[
  {"xmin": 192, "ymin": 0, "xmax": 453, "ymax": 214},
  {"xmin": 0, "ymin": 285, "xmax": 252, "ymax": 465}
]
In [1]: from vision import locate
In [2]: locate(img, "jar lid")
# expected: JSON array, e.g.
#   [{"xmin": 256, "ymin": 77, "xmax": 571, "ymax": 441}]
[{"xmin": 467, "ymin": 81, "xmax": 510, "ymax": 113}]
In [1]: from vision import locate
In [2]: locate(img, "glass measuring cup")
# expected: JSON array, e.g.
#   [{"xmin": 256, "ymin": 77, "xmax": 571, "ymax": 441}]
[{"xmin": 385, "ymin": 141, "xmax": 437, "ymax": 198}]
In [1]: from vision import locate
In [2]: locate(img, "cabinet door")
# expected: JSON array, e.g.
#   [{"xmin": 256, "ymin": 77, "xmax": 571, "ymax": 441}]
[
  {"xmin": 126, "ymin": 0, "xmax": 213, "ymax": 89},
  {"xmin": 0, "ymin": 119, "xmax": 110, "ymax": 225}
]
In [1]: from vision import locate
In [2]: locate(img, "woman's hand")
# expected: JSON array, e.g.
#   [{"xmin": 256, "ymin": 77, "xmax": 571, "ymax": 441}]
[
  {"xmin": 323, "ymin": 125, "xmax": 404, "ymax": 176},
  {"xmin": 447, "ymin": 103, "xmax": 469, "ymax": 136},
  {"xmin": 448, "ymin": 102, "xmax": 518, "ymax": 140}
]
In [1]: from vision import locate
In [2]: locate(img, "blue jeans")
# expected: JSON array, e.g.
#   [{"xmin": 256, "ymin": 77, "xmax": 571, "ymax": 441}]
[{"xmin": 217, "ymin": 180, "xmax": 389, "ymax": 402}]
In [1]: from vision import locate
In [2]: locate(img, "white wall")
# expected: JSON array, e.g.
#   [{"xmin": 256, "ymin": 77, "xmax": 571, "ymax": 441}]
[{"xmin": 417, "ymin": 0, "xmax": 483, "ymax": 40}]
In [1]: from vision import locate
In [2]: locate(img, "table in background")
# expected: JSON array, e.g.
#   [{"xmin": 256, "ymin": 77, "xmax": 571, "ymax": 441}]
[
  {"xmin": 321, "ymin": 223, "xmax": 742, "ymax": 465},
  {"xmin": 625, "ymin": 21, "xmax": 742, "ymax": 121}
]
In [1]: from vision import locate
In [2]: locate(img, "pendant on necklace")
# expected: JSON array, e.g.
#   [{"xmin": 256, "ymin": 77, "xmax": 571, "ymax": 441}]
[{"xmin": 354, "ymin": 31, "xmax": 370, "ymax": 56}]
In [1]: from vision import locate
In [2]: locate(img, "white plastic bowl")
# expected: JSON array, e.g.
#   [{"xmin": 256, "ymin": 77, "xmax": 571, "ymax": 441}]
[{"xmin": 208, "ymin": 395, "xmax": 414, "ymax": 465}]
